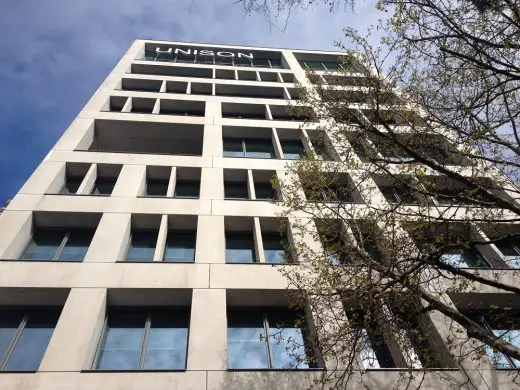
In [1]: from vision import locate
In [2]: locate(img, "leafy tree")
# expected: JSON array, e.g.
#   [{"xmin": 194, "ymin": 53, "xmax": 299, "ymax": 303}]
[{"xmin": 239, "ymin": 0, "xmax": 520, "ymax": 388}]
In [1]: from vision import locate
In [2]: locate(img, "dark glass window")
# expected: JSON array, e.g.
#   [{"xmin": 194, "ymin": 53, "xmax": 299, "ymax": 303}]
[
  {"xmin": 346, "ymin": 310, "xmax": 395, "ymax": 369},
  {"xmin": 254, "ymin": 182, "xmax": 277, "ymax": 200},
  {"xmin": 379, "ymin": 185, "xmax": 418, "ymax": 204},
  {"xmin": 146, "ymin": 179, "xmax": 169, "ymax": 197},
  {"xmin": 262, "ymin": 233, "xmax": 287, "ymax": 264},
  {"xmin": 91, "ymin": 178, "xmax": 117, "ymax": 196},
  {"xmin": 174, "ymin": 180, "xmax": 200, "ymax": 198},
  {"xmin": 319, "ymin": 231, "xmax": 347, "ymax": 265},
  {"xmin": 21, "ymin": 228, "xmax": 94, "ymax": 262},
  {"xmin": 163, "ymin": 231, "xmax": 196, "ymax": 262},
  {"xmin": 226, "ymin": 232, "xmax": 256, "ymax": 263},
  {"xmin": 223, "ymin": 138, "xmax": 275, "ymax": 159},
  {"xmin": 494, "ymin": 238, "xmax": 520, "ymax": 268},
  {"xmin": 126, "ymin": 230, "xmax": 158, "ymax": 261},
  {"xmin": 227, "ymin": 308, "xmax": 312, "ymax": 369},
  {"xmin": 225, "ymin": 182, "xmax": 249, "ymax": 199},
  {"xmin": 0, "ymin": 308, "xmax": 61, "ymax": 371},
  {"xmin": 441, "ymin": 247, "xmax": 489, "ymax": 268},
  {"xmin": 95, "ymin": 308, "xmax": 189, "ymax": 371},
  {"xmin": 60, "ymin": 176, "xmax": 83, "ymax": 195},
  {"xmin": 281, "ymin": 140, "xmax": 305, "ymax": 160}
]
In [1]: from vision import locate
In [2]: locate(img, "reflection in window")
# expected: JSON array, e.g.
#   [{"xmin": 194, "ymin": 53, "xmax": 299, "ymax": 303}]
[
  {"xmin": 223, "ymin": 138, "xmax": 275, "ymax": 159},
  {"xmin": 0, "ymin": 308, "xmax": 61, "ymax": 371},
  {"xmin": 226, "ymin": 232, "xmax": 256, "ymax": 263},
  {"xmin": 262, "ymin": 233, "xmax": 288, "ymax": 264},
  {"xmin": 95, "ymin": 309, "xmax": 189, "ymax": 370},
  {"xmin": 280, "ymin": 140, "xmax": 305, "ymax": 160},
  {"xmin": 227, "ymin": 308, "xmax": 312, "ymax": 369},
  {"xmin": 164, "ymin": 231, "xmax": 196, "ymax": 262},
  {"xmin": 22, "ymin": 228, "xmax": 95, "ymax": 262},
  {"xmin": 441, "ymin": 247, "xmax": 489, "ymax": 268},
  {"xmin": 254, "ymin": 182, "xmax": 277, "ymax": 200},
  {"xmin": 494, "ymin": 238, "xmax": 520, "ymax": 268},
  {"xmin": 126, "ymin": 230, "xmax": 158, "ymax": 261}
]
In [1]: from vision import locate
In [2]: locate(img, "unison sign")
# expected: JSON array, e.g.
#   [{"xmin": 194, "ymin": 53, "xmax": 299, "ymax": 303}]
[{"xmin": 155, "ymin": 47, "xmax": 254, "ymax": 59}]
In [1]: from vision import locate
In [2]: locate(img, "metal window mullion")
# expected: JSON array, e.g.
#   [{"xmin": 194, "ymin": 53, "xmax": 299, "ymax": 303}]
[
  {"xmin": 53, "ymin": 232, "xmax": 70, "ymax": 261},
  {"xmin": 138, "ymin": 314, "xmax": 152, "ymax": 369},
  {"xmin": 0, "ymin": 315, "xmax": 27, "ymax": 370},
  {"xmin": 263, "ymin": 311, "xmax": 274, "ymax": 369},
  {"xmin": 92, "ymin": 315, "xmax": 109, "ymax": 369}
]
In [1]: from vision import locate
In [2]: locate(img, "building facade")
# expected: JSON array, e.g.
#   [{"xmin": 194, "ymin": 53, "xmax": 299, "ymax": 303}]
[{"xmin": 0, "ymin": 40, "xmax": 517, "ymax": 389}]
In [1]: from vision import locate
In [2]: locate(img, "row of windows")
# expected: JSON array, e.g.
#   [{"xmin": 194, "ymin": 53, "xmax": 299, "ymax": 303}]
[{"xmin": 1, "ymin": 302, "xmax": 518, "ymax": 371}]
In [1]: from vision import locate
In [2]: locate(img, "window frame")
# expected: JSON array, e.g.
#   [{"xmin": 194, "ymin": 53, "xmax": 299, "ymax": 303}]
[
  {"xmin": 21, "ymin": 228, "xmax": 94, "ymax": 262},
  {"xmin": 93, "ymin": 308, "xmax": 190, "ymax": 371},
  {"xmin": 0, "ymin": 308, "xmax": 61, "ymax": 372},
  {"xmin": 125, "ymin": 229, "xmax": 159, "ymax": 262}
]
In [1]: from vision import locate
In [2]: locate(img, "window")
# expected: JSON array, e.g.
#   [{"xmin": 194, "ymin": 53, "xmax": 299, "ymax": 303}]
[
  {"xmin": 0, "ymin": 308, "xmax": 61, "ymax": 371},
  {"xmin": 262, "ymin": 233, "xmax": 288, "ymax": 264},
  {"xmin": 304, "ymin": 183, "xmax": 354, "ymax": 203},
  {"xmin": 225, "ymin": 181, "xmax": 249, "ymax": 200},
  {"xmin": 347, "ymin": 310, "xmax": 395, "ymax": 368},
  {"xmin": 227, "ymin": 308, "xmax": 313, "ymax": 369},
  {"xmin": 254, "ymin": 182, "xmax": 277, "ymax": 200},
  {"xmin": 280, "ymin": 140, "xmax": 305, "ymax": 160},
  {"xmin": 22, "ymin": 228, "xmax": 94, "ymax": 262},
  {"xmin": 163, "ymin": 231, "xmax": 196, "ymax": 262},
  {"xmin": 226, "ymin": 232, "xmax": 256, "ymax": 263},
  {"xmin": 126, "ymin": 230, "xmax": 158, "ymax": 261},
  {"xmin": 318, "ymin": 231, "xmax": 347, "ymax": 265},
  {"xmin": 465, "ymin": 311, "xmax": 520, "ymax": 368},
  {"xmin": 441, "ymin": 247, "xmax": 489, "ymax": 268},
  {"xmin": 494, "ymin": 238, "xmax": 520, "ymax": 268},
  {"xmin": 146, "ymin": 179, "xmax": 169, "ymax": 197},
  {"xmin": 357, "ymin": 233, "xmax": 383, "ymax": 263},
  {"xmin": 379, "ymin": 185, "xmax": 419, "ymax": 205},
  {"xmin": 60, "ymin": 176, "xmax": 83, "ymax": 195},
  {"xmin": 174, "ymin": 180, "xmax": 200, "ymax": 198},
  {"xmin": 223, "ymin": 138, "xmax": 275, "ymax": 159},
  {"xmin": 91, "ymin": 178, "xmax": 117, "ymax": 196},
  {"xmin": 95, "ymin": 308, "xmax": 189, "ymax": 370}
]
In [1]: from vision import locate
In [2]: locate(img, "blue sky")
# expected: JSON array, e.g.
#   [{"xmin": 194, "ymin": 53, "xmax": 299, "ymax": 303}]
[{"xmin": 0, "ymin": 0, "xmax": 378, "ymax": 202}]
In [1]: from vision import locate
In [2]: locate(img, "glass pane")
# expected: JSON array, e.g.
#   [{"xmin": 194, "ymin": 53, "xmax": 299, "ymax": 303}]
[
  {"xmin": 253, "ymin": 58, "xmax": 270, "ymax": 68},
  {"xmin": 485, "ymin": 329, "xmax": 520, "ymax": 368},
  {"xmin": 441, "ymin": 250, "xmax": 488, "ymax": 268},
  {"xmin": 496, "ymin": 241, "xmax": 520, "ymax": 268},
  {"xmin": 143, "ymin": 310, "xmax": 189, "ymax": 369},
  {"xmin": 91, "ymin": 178, "xmax": 117, "ymax": 196},
  {"xmin": 254, "ymin": 182, "xmax": 276, "ymax": 200},
  {"xmin": 225, "ymin": 182, "xmax": 249, "ymax": 199},
  {"xmin": 96, "ymin": 311, "xmax": 146, "ymax": 370},
  {"xmin": 164, "ymin": 231, "xmax": 196, "ymax": 262},
  {"xmin": 58, "ymin": 229, "xmax": 94, "ymax": 262},
  {"xmin": 223, "ymin": 139, "xmax": 244, "ymax": 158},
  {"xmin": 174, "ymin": 181, "xmax": 200, "ymax": 198},
  {"xmin": 262, "ymin": 233, "xmax": 286, "ymax": 264},
  {"xmin": 0, "ymin": 310, "xmax": 24, "ymax": 363},
  {"xmin": 226, "ymin": 233, "xmax": 256, "ymax": 263},
  {"xmin": 126, "ymin": 230, "xmax": 158, "ymax": 261},
  {"xmin": 61, "ymin": 177, "xmax": 83, "ymax": 194},
  {"xmin": 21, "ymin": 230, "xmax": 64, "ymax": 260},
  {"xmin": 245, "ymin": 140, "xmax": 274, "ymax": 159},
  {"xmin": 227, "ymin": 310, "xmax": 269, "ymax": 369},
  {"xmin": 5, "ymin": 310, "xmax": 59, "ymax": 371},
  {"xmin": 358, "ymin": 329, "xmax": 380, "ymax": 368},
  {"xmin": 146, "ymin": 180, "xmax": 169, "ymax": 197},
  {"xmin": 267, "ymin": 309, "xmax": 309, "ymax": 368},
  {"xmin": 281, "ymin": 140, "xmax": 305, "ymax": 160}
]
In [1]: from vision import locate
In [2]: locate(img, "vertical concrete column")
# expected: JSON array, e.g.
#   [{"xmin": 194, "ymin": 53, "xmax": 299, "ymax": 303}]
[
  {"xmin": 159, "ymin": 80, "xmax": 166, "ymax": 93},
  {"xmin": 153, "ymin": 214, "xmax": 168, "ymax": 262},
  {"xmin": 84, "ymin": 213, "xmax": 131, "ymax": 262},
  {"xmin": 200, "ymin": 167, "xmax": 223, "ymax": 200},
  {"xmin": 246, "ymin": 169, "xmax": 256, "ymax": 200},
  {"xmin": 39, "ymin": 288, "xmax": 107, "ymax": 372},
  {"xmin": 203, "ymin": 100, "xmax": 223, "ymax": 156},
  {"xmin": 187, "ymin": 289, "xmax": 227, "ymax": 370},
  {"xmin": 272, "ymin": 128, "xmax": 284, "ymax": 159},
  {"xmin": 121, "ymin": 97, "xmax": 132, "ymax": 113},
  {"xmin": 265, "ymin": 104, "xmax": 273, "ymax": 120},
  {"xmin": 233, "ymin": 69, "xmax": 239, "ymax": 80},
  {"xmin": 19, "ymin": 161, "xmax": 66, "ymax": 195},
  {"xmin": 300, "ymin": 128, "xmax": 313, "ymax": 153},
  {"xmin": 76, "ymin": 163, "xmax": 97, "ymax": 195},
  {"xmin": 276, "ymin": 169, "xmax": 305, "ymax": 203},
  {"xmin": 111, "ymin": 165, "xmax": 146, "ymax": 197},
  {"xmin": 196, "ymin": 215, "xmax": 225, "ymax": 263},
  {"xmin": 349, "ymin": 170, "xmax": 385, "ymax": 206},
  {"xmin": 54, "ymin": 119, "xmax": 95, "ymax": 152},
  {"xmin": 253, "ymin": 217, "xmax": 266, "ymax": 263},
  {"xmin": 186, "ymin": 81, "xmax": 192, "ymax": 95},
  {"xmin": 276, "ymin": 73, "xmax": 284, "ymax": 83},
  {"xmin": 255, "ymin": 71, "xmax": 261, "ymax": 81},
  {"xmin": 166, "ymin": 167, "xmax": 177, "ymax": 197},
  {"xmin": 286, "ymin": 217, "xmax": 323, "ymax": 265},
  {"xmin": 283, "ymin": 87, "xmax": 291, "ymax": 100},
  {"xmin": 0, "ymin": 210, "xmax": 32, "ymax": 259}
]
